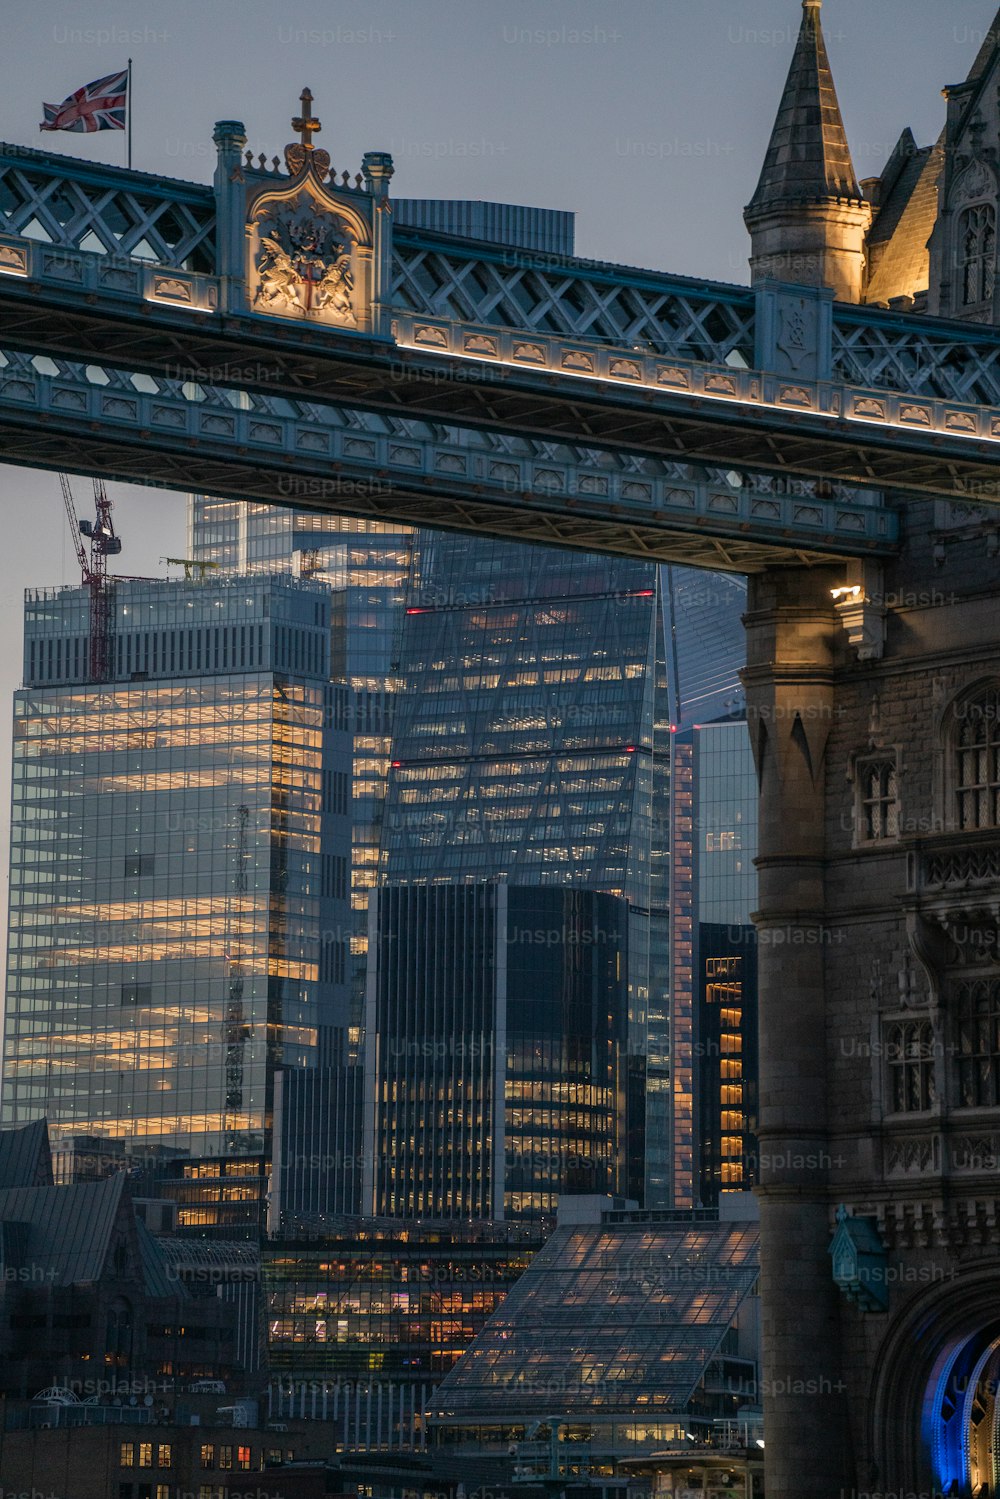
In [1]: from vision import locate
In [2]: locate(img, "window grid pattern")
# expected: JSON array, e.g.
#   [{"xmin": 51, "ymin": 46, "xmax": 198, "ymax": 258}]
[
  {"xmin": 886, "ymin": 1020, "xmax": 936, "ymax": 1113},
  {"xmin": 431, "ymin": 1220, "xmax": 759, "ymax": 1418},
  {"xmin": 956, "ymin": 979, "xmax": 1000, "ymax": 1109},
  {"xmin": 961, "ymin": 204, "xmax": 997, "ymax": 308},
  {"xmin": 955, "ymin": 689, "xmax": 1000, "ymax": 830},
  {"xmin": 858, "ymin": 758, "xmax": 899, "ymax": 842},
  {"xmin": 378, "ymin": 535, "xmax": 673, "ymax": 1208},
  {"xmin": 2, "ymin": 578, "xmax": 348, "ymax": 1230},
  {"xmin": 189, "ymin": 498, "xmax": 415, "ymax": 1054},
  {"xmin": 264, "ymin": 1222, "xmax": 540, "ymax": 1378}
]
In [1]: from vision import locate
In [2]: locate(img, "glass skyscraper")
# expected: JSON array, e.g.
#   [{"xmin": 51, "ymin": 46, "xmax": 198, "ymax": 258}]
[
  {"xmin": 365, "ymin": 882, "xmax": 631, "ymax": 1220},
  {"xmin": 692, "ymin": 721, "xmax": 759, "ymax": 1207},
  {"xmin": 379, "ymin": 532, "xmax": 672, "ymax": 1206},
  {"xmin": 187, "ymin": 491, "xmax": 760, "ymax": 1212},
  {"xmin": 189, "ymin": 501, "xmax": 413, "ymax": 1068},
  {"xmin": 2, "ymin": 574, "xmax": 352, "ymax": 1233}
]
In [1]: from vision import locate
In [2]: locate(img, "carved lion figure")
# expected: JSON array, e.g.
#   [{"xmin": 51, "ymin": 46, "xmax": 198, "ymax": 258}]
[{"xmin": 255, "ymin": 235, "xmax": 299, "ymax": 309}]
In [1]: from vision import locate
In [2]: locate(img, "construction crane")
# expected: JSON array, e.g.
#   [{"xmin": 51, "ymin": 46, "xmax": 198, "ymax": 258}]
[
  {"xmin": 223, "ymin": 804, "xmax": 252, "ymax": 1153},
  {"xmin": 59, "ymin": 474, "xmax": 122, "ymax": 682},
  {"xmin": 161, "ymin": 557, "xmax": 219, "ymax": 581}
]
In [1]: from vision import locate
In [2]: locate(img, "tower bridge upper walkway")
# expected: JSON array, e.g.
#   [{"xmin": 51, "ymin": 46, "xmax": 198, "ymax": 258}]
[{"xmin": 0, "ymin": 126, "xmax": 997, "ymax": 569}]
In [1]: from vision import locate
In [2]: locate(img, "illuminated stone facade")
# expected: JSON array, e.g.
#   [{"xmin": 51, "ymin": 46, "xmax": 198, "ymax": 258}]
[{"xmin": 745, "ymin": 6, "xmax": 1000, "ymax": 1496}]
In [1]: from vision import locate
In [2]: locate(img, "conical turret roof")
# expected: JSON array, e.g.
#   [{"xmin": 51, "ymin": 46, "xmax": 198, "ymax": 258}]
[
  {"xmin": 747, "ymin": 0, "xmax": 864, "ymax": 217},
  {"xmin": 965, "ymin": 5, "xmax": 1000, "ymax": 84}
]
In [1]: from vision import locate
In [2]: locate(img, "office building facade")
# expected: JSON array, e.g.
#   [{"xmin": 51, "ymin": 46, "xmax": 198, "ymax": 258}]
[
  {"xmin": 186, "ymin": 511, "xmax": 750, "ymax": 1215},
  {"xmin": 2, "ymin": 575, "xmax": 351, "ymax": 1233},
  {"xmin": 379, "ymin": 532, "xmax": 671, "ymax": 1207},
  {"xmin": 364, "ymin": 882, "xmax": 631, "ymax": 1220},
  {"xmin": 691, "ymin": 721, "xmax": 759, "ymax": 1208}
]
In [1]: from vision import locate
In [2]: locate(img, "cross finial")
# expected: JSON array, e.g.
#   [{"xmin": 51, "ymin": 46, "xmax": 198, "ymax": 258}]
[{"xmin": 292, "ymin": 88, "xmax": 321, "ymax": 151}]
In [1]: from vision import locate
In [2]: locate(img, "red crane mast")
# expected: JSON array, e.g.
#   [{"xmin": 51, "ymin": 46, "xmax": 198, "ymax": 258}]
[{"xmin": 59, "ymin": 475, "xmax": 123, "ymax": 682}]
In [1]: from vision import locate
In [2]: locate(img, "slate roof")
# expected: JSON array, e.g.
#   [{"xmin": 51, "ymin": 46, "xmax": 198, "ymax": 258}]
[
  {"xmin": 0, "ymin": 1174, "xmax": 127, "ymax": 1286},
  {"xmin": 0, "ymin": 1120, "xmax": 53, "ymax": 1189},
  {"xmin": 966, "ymin": 7, "xmax": 1000, "ymax": 85},
  {"xmin": 747, "ymin": 0, "xmax": 863, "ymax": 217},
  {"xmin": 135, "ymin": 1216, "xmax": 186, "ymax": 1300},
  {"xmin": 865, "ymin": 132, "xmax": 944, "ymax": 306},
  {"xmin": 431, "ymin": 1219, "xmax": 759, "ymax": 1420}
]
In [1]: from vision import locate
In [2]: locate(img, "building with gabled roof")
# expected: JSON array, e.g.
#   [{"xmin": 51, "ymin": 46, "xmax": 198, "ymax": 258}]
[
  {"xmin": 0, "ymin": 1131, "xmax": 240, "ymax": 1398},
  {"xmin": 744, "ymin": 0, "xmax": 1000, "ymax": 321},
  {"xmin": 0, "ymin": 1118, "xmax": 53, "ymax": 1189}
]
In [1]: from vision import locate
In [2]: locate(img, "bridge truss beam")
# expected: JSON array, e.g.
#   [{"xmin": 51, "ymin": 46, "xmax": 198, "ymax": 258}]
[
  {"xmin": 0, "ymin": 351, "xmax": 894, "ymax": 571},
  {"xmin": 0, "ymin": 260, "xmax": 996, "ymax": 506}
]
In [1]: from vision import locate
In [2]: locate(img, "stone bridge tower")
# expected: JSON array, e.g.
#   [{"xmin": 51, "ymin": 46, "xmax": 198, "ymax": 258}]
[{"xmin": 744, "ymin": 4, "xmax": 1000, "ymax": 1495}]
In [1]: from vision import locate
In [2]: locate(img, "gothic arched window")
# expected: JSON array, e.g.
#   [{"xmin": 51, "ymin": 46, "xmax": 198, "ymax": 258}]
[
  {"xmin": 859, "ymin": 758, "xmax": 899, "ymax": 842},
  {"xmin": 956, "ymin": 978, "xmax": 1000, "ymax": 1108},
  {"xmin": 960, "ymin": 203, "xmax": 997, "ymax": 306},
  {"xmin": 954, "ymin": 686, "xmax": 1000, "ymax": 829},
  {"xmin": 886, "ymin": 1021, "xmax": 935, "ymax": 1113}
]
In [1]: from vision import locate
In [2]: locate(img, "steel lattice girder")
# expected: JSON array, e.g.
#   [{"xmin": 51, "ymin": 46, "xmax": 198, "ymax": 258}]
[
  {"xmin": 0, "ymin": 366, "xmax": 891, "ymax": 573},
  {"xmin": 0, "ymin": 275, "xmax": 997, "ymax": 506}
]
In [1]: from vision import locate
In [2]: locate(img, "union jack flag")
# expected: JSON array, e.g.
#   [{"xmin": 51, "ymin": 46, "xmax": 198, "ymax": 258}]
[{"xmin": 40, "ymin": 69, "xmax": 128, "ymax": 134}]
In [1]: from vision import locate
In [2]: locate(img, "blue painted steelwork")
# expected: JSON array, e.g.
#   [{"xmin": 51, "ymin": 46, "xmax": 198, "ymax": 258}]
[
  {"xmin": 0, "ymin": 347, "xmax": 893, "ymax": 570},
  {"xmin": 8, "ymin": 132, "xmax": 1000, "ymax": 415},
  {"xmin": 924, "ymin": 1332, "xmax": 1000, "ymax": 1495},
  {"xmin": 0, "ymin": 127, "xmax": 997, "ymax": 552}
]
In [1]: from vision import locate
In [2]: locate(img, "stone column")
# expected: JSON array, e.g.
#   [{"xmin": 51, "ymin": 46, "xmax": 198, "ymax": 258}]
[
  {"xmin": 742, "ymin": 565, "xmax": 851, "ymax": 1498},
  {"xmin": 362, "ymin": 150, "xmax": 395, "ymax": 339},
  {"xmin": 212, "ymin": 119, "xmax": 248, "ymax": 315}
]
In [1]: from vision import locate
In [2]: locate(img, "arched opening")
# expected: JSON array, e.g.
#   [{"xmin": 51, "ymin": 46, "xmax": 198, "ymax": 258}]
[
  {"xmin": 960, "ymin": 202, "xmax": 998, "ymax": 308},
  {"xmin": 870, "ymin": 1272, "xmax": 1000, "ymax": 1495},
  {"xmin": 924, "ymin": 1324, "xmax": 1000, "ymax": 1494}
]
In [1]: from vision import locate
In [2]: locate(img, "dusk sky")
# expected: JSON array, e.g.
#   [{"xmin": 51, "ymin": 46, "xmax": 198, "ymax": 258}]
[{"xmin": 0, "ymin": 0, "xmax": 994, "ymax": 931}]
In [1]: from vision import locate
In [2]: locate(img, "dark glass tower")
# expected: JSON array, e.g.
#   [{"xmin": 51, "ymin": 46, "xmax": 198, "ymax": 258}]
[
  {"xmin": 692, "ymin": 720, "xmax": 759, "ymax": 1207},
  {"xmin": 379, "ymin": 532, "xmax": 671, "ymax": 1207},
  {"xmin": 364, "ymin": 882, "xmax": 631, "ymax": 1220}
]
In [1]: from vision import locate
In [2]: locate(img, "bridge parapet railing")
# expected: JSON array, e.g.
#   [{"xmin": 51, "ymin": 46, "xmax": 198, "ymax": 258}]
[
  {"xmin": 392, "ymin": 229, "xmax": 758, "ymax": 365},
  {"xmin": 0, "ymin": 348, "xmax": 898, "ymax": 559},
  {"xmin": 0, "ymin": 142, "xmax": 215, "ymax": 270},
  {"xmin": 833, "ymin": 304, "xmax": 1000, "ymax": 407},
  {"xmin": 0, "ymin": 229, "xmax": 218, "ymax": 312},
  {"xmin": 392, "ymin": 310, "xmax": 1000, "ymax": 457},
  {"xmin": 11, "ymin": 135, "xmax": 1000, "ymax": 412}
]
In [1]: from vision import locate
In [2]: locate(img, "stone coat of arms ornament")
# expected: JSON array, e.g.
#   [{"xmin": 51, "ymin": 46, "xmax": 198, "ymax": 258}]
[
  {"xmin": 254, "ymin": 208, "xmax": 356, "ymax": 322},
  {"xmin": 240, "ymin": 89, "xmax": 393, "ymax": 336}
]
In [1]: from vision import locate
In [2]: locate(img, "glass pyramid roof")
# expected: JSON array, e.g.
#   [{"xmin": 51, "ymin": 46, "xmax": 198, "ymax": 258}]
[{"xmin": 431, "ymin": 1217, "xmax": 759, "ymax": 1420}]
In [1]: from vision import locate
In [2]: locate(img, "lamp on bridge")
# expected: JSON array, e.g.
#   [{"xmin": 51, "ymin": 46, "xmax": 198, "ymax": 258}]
[{"xmin": 831, "ymin": 562, "xmax": 886, "ymax": 661}]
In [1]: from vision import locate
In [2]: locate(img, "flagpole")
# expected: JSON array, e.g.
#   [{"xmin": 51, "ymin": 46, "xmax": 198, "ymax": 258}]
[{"xmin": 127, "ymin": 58, "xmax": 132, "ymax": 170}]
